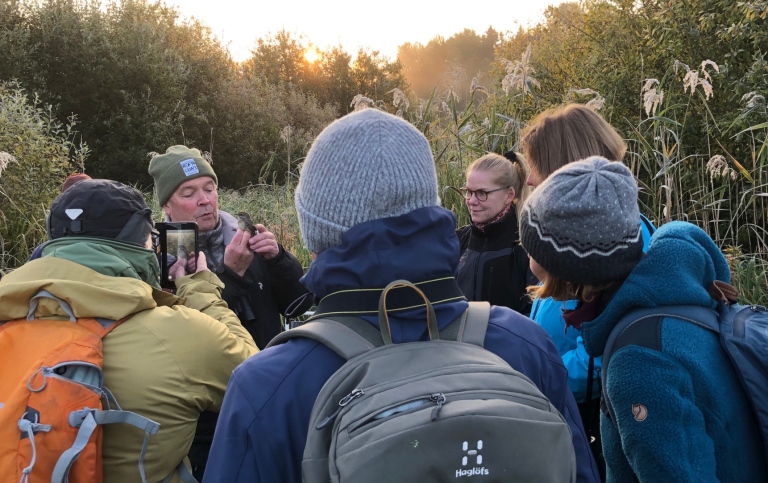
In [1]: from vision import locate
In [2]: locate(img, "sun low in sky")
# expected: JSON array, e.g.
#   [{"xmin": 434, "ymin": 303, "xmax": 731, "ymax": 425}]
[
  {"xmin": 168, "ymin": 0, "xmax": 561, "ymax": 62},
  {"xmin": 303, "ymin": 45, "xmax": 321, "ymax": 64}
]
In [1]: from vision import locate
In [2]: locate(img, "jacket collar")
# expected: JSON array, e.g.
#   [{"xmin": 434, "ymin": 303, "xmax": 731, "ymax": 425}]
[
  {"xmin": 302, "ymin": 206, "xmax": 460, "ymax": 299},
  {"xmin": 470, "ymin": 206, "xmax": 520, "ymax": 240},
  {"xmin": 581, "ymin": 221, "xmax": 731, "ymax": 356}
]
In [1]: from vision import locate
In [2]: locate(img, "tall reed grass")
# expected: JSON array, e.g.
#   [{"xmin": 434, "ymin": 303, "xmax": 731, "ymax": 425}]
[{"xmin": 4, "ymin": 71, "xmax": 767, "ymax": 306}]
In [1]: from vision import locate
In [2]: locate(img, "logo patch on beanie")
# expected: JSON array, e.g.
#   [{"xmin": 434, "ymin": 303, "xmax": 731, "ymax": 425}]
[{"xmin": 180, "ymin": 158, "xmax": 200, "ymax": 176}]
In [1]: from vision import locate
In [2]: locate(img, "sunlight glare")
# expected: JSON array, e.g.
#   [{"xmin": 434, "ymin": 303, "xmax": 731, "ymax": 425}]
[{"xmin": 304, "ymin": 47, "xmax": 321, "ymax": 63}]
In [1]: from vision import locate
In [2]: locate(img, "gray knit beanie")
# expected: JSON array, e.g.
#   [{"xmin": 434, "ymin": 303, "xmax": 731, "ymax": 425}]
[
  {"xmin": 295, "ymin": 108, "xmax": 440, "ymax": 253},
  {"xmin": 520, "ymin": 156, "xmax": 643, "ymax": 285},
  {"xmin": 148, "ymin": 145, "xmax": 217, "ymax": 206}
]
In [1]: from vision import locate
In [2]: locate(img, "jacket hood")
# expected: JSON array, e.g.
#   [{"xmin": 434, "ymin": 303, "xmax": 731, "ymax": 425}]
[
  {"xmin": 0, "ymin": 257, "xmax": 178, "ymax": 322},
  {"xmin": 41, "ymin": 237, "xmax": 161, "ymax": 289},
  {"xmin": 581, "ymin": 221, "xmax": 731, "ymax": 356},
  {"xmin": 303, "ymin": 206, "xmax": 459, "ymax": 299}
]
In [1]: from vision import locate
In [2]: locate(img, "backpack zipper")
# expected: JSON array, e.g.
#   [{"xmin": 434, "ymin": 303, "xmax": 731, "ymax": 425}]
[
  {"xmin": 317, "ymin": 362, "xmax": 553, "ymax": 431},
  {"xmin": 320, "ymin": 390, "xmax": 447, "ymax": 430},
  {"xmin": 27, "ymin": 362, "xmax": 104, "ymax": 395},
  {"xmin": 316, "ymin": 388, "xmax": 365, "ymax": 429},
  {"xmin": 472, "ymin": 238, "xmax": 488, "ymax": 300},
  {"xmin": 344, "ymin": 388, "xmax": 557, "ymax": 439},
  {"xmin": 343, "ymin": 392, "xmax": 449, "ymax": 435},
  {"xmin": 430, "ymin": 392, "xmax": 446, "ymax": 421}
]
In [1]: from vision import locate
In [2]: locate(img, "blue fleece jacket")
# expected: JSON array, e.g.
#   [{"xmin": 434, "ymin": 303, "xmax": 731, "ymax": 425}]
[
  {"xmin": 530, "ymin": 216, "xmax": 655, "ymax": 402},
  {"xmin": 581, "ymin": 221, "xmax": 766, "ymax": 482},
  {"xmin": 203, "ymin": 206, "xmax": 599, "ymax": 483}
]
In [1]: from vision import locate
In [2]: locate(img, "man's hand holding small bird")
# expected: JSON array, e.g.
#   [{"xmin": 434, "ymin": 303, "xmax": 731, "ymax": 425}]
[
  {"xmin": 236, "ymin": 212, "xmax": 257, "ymax": 236},
  {"xmin": 237, "ymin": 212, "xmax": 280, "ymax": 260},
  {"xmin": 248, "ymin": 223, "xmax": 280, "ymax": 260}
]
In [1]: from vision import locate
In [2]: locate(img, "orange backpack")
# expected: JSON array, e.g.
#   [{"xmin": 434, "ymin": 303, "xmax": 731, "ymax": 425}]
[{"xmin": 0, "ymin": 291, "xmax": 160, "ymax": 483}]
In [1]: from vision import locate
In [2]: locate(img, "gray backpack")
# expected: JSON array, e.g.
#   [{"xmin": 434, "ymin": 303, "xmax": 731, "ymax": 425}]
[{"xmin": 268, "ymin": 280, "xmax": 576, "ymax": 482}]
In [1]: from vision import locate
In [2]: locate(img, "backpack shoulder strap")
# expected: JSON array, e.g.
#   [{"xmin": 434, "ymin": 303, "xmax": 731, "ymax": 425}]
[
  {"xmin": 458, "ymin": 301, "xmax": 491, "ymax": 347},
  {"xmin": 267, "ymin": 316, "xmax": 382, "ymax": 360},
  {"xmin": 269, "ymin": 301, "xmax": 492, "ymax": 357},
  {"xmin": 600, "ymin": 304, "xmax": 719, "ymax": 421},
  {"xmin": 52, "ymin": 409, "xmax": 160, "ymax": 483}
]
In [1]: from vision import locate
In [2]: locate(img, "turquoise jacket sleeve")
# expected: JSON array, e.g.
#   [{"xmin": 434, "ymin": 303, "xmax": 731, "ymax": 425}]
[
  {"xmin": 531, "ymin": 298, "xmax": 600, "ymax": 403},
  {"xmin": 562, "ymin": 337, "xmax": 602, "ymax": 402}
]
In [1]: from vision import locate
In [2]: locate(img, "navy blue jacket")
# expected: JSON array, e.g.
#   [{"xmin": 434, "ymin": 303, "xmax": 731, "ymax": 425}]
[{"xmin": 203, "ymin": 207, "xmax": 599, "ymax": 483}]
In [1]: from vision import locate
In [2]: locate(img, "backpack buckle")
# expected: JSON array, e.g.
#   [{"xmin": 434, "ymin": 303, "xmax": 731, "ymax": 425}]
[{"xmin": 68, "ymin": 408, "xmax": 93, "ymax": 428}]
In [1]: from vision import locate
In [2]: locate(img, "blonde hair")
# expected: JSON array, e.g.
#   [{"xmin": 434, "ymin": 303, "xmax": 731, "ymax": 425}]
[
  {"xmin": 466, "ymin": 152, "xmax": 529, "ymax": 210},
  {"xmin": 527, "ymin": 270, "xmax": 615, "ymax": 303},
  {"xmin": 521, "ymin": 104, "xmax": 627, "ymax": 181}
]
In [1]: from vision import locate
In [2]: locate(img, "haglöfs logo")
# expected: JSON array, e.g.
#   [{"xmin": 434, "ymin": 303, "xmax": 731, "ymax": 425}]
[{"xmin": 455, "ymin": 440, "xmax": 489, "ymax": 478}]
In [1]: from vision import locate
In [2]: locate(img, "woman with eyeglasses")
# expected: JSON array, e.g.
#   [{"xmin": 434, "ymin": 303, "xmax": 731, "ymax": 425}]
[{"xmin": 456, "ymin": 152, "xmax": 534, "ymax": 316}]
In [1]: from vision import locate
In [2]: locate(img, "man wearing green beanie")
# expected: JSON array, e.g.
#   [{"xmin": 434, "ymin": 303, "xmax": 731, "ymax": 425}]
[{"xmin": 149, "ymin": 145, "xmax": 312, "ymax": 479}]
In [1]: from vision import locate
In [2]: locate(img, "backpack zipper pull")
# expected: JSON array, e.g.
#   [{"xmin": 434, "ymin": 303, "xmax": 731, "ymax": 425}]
[
  {"xmin": 430, "ymin": 393, "xmax": 446, "ymax": 421},
  {"xmin": 316, "ymin": 388, "xmax": 365, "ymax": 429}
]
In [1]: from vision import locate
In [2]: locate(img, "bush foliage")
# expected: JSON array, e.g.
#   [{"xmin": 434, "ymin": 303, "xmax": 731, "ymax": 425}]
[
  {"xmin": 1, "ymin": 0, "xmax": 766, "ymax": 301},
  {"xmin": 0, "ymin": 81, "xmax": 87, "ymax": 268}
]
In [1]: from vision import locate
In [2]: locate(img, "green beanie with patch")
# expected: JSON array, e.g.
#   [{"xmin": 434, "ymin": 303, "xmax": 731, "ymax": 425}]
[{"xmin": 148, "ymin": 145, "xmax": 218, "ymax": 206}]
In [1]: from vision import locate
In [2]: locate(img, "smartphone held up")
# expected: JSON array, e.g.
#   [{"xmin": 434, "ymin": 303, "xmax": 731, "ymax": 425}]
[{"xmin": 156, "ymin": 222, "xmax": 199, "ymax": 290}]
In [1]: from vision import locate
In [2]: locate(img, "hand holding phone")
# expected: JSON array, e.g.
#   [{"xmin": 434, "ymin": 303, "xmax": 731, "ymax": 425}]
[{"xmin": 156, "ymin": 222, "xmax": 200, "ymax": 289}]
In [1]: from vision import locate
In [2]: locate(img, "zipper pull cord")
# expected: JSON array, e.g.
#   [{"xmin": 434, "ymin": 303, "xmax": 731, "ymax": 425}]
[
  {"xmin": 430, "ymin": 393, "xmax": 447, "ymax": 421},
  {"xmin": 316, "ymin": 388, "xmax": 365, "ymax": 429},
  {"xmin": 26, "ymin": 367, "xmax": 50, "ymax": 392}
]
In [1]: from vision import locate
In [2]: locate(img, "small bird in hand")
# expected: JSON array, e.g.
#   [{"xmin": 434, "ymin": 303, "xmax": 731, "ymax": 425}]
[
  {"xmin": 177, "ymin": 243, "xmax": 189, "ymax": 261},
  {"xmin": 236, "ymin": 212, "xmax": 257, "ymax": 236}
]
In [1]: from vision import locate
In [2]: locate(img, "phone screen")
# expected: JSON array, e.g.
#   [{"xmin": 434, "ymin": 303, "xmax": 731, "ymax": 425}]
[{"xmin": 156, "ymin": 222, "xmax": 199, "ymax": 290}]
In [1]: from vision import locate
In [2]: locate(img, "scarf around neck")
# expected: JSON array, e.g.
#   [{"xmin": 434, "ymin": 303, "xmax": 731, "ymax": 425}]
[
  {"xmin": 199, "ymin": 218, "xmax": 226, "ymax": 272},
  {"xmin": 473, "ymin": 202, "xmax": 513, "ymax": 233}
]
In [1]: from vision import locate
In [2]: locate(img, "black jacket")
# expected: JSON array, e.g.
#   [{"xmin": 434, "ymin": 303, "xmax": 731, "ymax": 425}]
[
  {"xmin": 190, "ymin": 212, "xmax": 312, "ymax": 479},
  {"xmin": 456, "ymin": 208, "xmax": 535, "ymax": 315},
  {"xmin": 216, "ymin": 245, "xmax": 311, "ymax": 348}
]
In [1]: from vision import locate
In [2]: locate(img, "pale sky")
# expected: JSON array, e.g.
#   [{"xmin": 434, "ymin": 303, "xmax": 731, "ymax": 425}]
[{"xmin": 168, "ymin": 0, "xmax": 562, "ymax": 62}]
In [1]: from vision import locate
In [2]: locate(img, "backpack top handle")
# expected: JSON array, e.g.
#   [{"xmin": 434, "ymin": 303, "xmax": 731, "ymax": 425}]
[
  {"xmin": 378, "ymin": 280, "xmax": 439, "ymax": 345},
  {"xmin": 708, "ymin": 280, "xmax": 739, "ymax": 305}
]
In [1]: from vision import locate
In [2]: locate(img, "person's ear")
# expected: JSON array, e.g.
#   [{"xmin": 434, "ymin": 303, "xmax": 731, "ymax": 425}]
[{"xmin": 507, "ymin": 187, "xmax": 516, "ymax": 204}]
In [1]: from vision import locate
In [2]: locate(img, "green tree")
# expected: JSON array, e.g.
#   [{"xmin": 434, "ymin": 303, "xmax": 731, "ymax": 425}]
[
  {"xmin": 208, "ymin": 75, "xmax": 336, "ymax": 187},
  {"xmin": 315, "ymin": 46, "xmax": 356, "ymax": 115},
  {"xmin": 0, "ymin": 81, "xmax": 87, "ymax": 269},
  {"xmin": 0, "ymin": 0, "xmax": 235, "ymax": 187},
  {"xmin": 351, "ymin": 49, "xmax": 409, "ymax": 112},
  {"xmin": 243, "ymin": 30, "xmax": 313, "ymax": 89}
]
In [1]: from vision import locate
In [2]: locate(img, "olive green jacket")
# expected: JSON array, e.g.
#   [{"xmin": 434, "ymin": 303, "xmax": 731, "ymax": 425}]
[{"xmin": 0, "ymin": 247, "xmax": 258, "ymax": 482}]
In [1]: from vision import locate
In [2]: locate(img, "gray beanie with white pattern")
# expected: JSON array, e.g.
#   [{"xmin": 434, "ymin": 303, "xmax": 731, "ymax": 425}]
[
  {"xmin": 519, "ymin": 156, "xmax": 643, "ymax": 285},
  {"xmin": 295, "ymin": 108, "xmax": 440, "ymax": 253}
]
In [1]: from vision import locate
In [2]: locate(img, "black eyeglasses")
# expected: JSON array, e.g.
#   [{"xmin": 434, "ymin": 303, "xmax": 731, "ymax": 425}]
[{"xmin": 459, "ymin": 186, "xmax": 510, "ymax": 202}]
